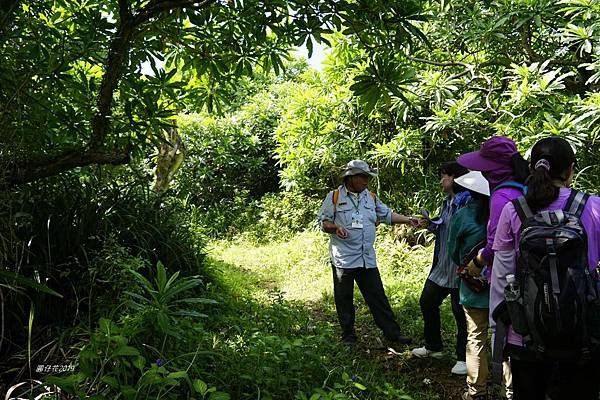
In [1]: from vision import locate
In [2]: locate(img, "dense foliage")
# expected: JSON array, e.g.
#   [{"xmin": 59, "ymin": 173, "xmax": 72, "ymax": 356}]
[{"xmin": 3, "ymin": 0, "xmax": 600, "ymax": 398}]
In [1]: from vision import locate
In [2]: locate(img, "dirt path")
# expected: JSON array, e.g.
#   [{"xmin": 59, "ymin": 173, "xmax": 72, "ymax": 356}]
[
  {"xmin": 292, "ymin": 301, "xmax": 472, "ymax": 400},
  {"xmin": 212, "ymin": 246, "xmax": 481, "ymax": 400},
  {"xmin": 334, "ymin": 323, "xmax": 469, "ymax": 399}
]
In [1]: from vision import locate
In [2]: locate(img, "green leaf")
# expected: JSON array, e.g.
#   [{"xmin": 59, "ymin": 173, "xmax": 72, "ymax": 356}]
[
  {"xmin": 129, "ymin": 270, "xmax": 154, "ymax": 293},
  {"xmin": 166, "ymin": 370, "xmax": 188, "ymax": 379},
  {"xmin": 156, "ymin": 261, "xmax": 167, "ymax": 290},
  {"xmin": 121, "ymin": 386, "xmax": 137, "ymax": 400},
  {"xmin": 101, "ymin": 375, "xmax": 119, "ymax": 389},
  {"xmin": 99, "ymin": 318, "xmax": 115, "ymax": 334},
  {"xmin": 133, "ymin": 356, "xmax": 146, "ymax": 370},
  {"xmin": 0, "ymin": 270, "xmax": 63, "ymax": 297},
  {"xmin": 208, "ymin": 391, "xmax": 231, "ymax": 400},
  {"xmin": 174, "ymin": 298, "xmax": 217, "ymax": 305},
  {"xmin": 172, "ymin": 310, "xmax": 208, "ymax": 318},
  {"xmin": 193, "ymin": 379, "xmax": 208, "ymax": 395},
  {"xmin": 45, "ymin": 373, "xmax": 85, "ymax": 389},
  {"xmin": 112, "ymin": 346, "xmax": 140, "ymax": 357}
]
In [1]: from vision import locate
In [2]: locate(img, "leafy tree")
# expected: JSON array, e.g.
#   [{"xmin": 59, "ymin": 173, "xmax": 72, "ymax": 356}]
[
  {"xmin": 0, "ymin": 0, "xmax": 340, "ymax": 186},
  {"xmin": 0, "ymin": 0, "xmax": 432, "ymax": 188},
  {"xmin": 339, "ymin": 0, "xmax": 600, "ymax": 193}
]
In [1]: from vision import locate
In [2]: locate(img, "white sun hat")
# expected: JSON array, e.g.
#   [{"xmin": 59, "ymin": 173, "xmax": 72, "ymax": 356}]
[{"xmin": 454, "ymin": 171, "xmax": 490, "ymax": 196}]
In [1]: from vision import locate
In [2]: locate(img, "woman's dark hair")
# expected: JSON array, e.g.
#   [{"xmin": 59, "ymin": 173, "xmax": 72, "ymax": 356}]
[
  {"xmin": 511, "ymin": 152, "xmax": 530, "ymax": 183},
  {"xmin": 439, "ymin": 162, "xmax": 469, "ymax": 193},
  {"xmin": 525, "ymin": 137, "xmax": 576, "ymax": 211},
  {"xmin": 470, "ymin": 191, "xmax": 490, "ymax": 226}
]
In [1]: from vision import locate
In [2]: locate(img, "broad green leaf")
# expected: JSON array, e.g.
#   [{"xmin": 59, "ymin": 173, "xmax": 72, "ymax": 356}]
[
  {"xmin": 209, "ymin": 391, "xmax": 231, "ymax": 400},
  {"xmin": 112, "ymin": 346, "xmax": 140, "ymax": 357},
  {"xmin": 193, "ymin": 379, "xmax": 208, "ymax": 395},
  {"xmin": 166, "ymin": 370, "xmax": 188, "ymax": 379}
]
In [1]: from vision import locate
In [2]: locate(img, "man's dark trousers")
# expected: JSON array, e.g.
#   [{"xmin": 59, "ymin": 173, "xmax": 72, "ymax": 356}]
[{"xmin": 332, "ymin": 265, "xmax": 402, "ymax": 340}]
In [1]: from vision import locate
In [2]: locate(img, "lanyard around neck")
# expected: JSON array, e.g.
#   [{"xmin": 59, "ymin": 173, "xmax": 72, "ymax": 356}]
[{"xmin": 347, "ymin": 193, "xmax": 360, "ymax": 211}]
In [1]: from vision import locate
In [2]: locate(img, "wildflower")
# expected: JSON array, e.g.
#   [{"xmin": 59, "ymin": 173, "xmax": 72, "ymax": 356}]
[
  {"xmin": 156, "ymin": 358, "xmax": 165, "ymax": 367},
  {"xmin": 351, "ymin": 375, "xmax": 357, "ymax": 382}
]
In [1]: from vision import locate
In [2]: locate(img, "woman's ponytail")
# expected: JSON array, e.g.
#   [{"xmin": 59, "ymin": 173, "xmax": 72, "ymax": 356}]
[{"xmin": 525, "ymin": 156, "xmax": 559, "ymax": 210}]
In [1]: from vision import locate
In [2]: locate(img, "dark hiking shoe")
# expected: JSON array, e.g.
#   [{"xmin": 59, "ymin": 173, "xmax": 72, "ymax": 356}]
[
  {"xmin": 341, "ymin": 332, "xmax": 357, "ymax": 344},
  {"xmin": 385, "ymin": 334, "xmax": 412, "ymax": 345}
]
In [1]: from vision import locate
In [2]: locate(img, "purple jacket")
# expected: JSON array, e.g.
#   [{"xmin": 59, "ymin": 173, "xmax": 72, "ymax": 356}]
[
  {"xmin": 481, "ymin": 187, "xmax": 524, "ymax": 267},
  {"xmin": 492, "ymin": 188, "xmax": 600, "ymax": 345}
]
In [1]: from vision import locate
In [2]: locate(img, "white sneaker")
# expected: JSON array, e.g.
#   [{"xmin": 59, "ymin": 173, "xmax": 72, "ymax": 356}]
[
  {"xmin": 451, "ymin": 360, "xmax": 467, "ymax": 375},
  {"xmin": 411, "ymin": 346, "xmax": 443, "ymax": 359}
]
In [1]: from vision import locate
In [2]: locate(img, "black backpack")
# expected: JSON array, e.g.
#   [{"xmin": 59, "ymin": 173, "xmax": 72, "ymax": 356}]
[{"xmin": 509, "ymin": 189, "xmax": 600, "ymax": 360}]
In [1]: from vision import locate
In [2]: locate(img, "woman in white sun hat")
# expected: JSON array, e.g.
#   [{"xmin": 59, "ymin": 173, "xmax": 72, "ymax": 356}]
[{"xmin": 447, "ymin": 171, "xmax": 491, "ymax": 400}]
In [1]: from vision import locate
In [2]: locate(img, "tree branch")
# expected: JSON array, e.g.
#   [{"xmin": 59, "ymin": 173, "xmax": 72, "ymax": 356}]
[
  {"xmin": 88, "ymin": 13, "xmax": 136, "ymax": 149},
  {"xmin": 89, "ymin": 0, "xmax": 217, "ymax": 150},
  {"xmin": 6, "ymin": 0, "xmax": 215, "ymax": 187},
  {"xmin": 0, "ymin": 0, "xmax": 21, "ymax": 39},
  {"xmin": 521, "ymin": 22, "xmax": 538, "ymax": 63},
  {"xmin": 133, "ymin": 0, "xmax": 216, "ymax": 25},
  {"xmin": 4, "ymin": 149, "xmax": 130, "ymax": 187},
  {"xmin": 408, "ymin": 55, "xmax": 513, "ymax": 70}
]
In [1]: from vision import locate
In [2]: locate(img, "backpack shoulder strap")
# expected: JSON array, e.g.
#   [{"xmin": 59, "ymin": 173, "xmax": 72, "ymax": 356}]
[
  {"xmin": 369, "ymin": 191, "xmax": 377, "ymax": 203},
  {"xmin": 332, "ymin": 189, "xmax": 340, "ymax": 214},
  {"xmin": 511, "ymin": 195, "xmax": 534, "ymax": 223},
  {"xmin": 493, "ymin": 180, "xmax": 527, "ymax": 195},
  {"xmin": 491, "ymin": 302, "xmax": 510, "ymax": 385},
  {"xmin": 564, "ymin": 189, "xmax": 590, "ymax": 218}
]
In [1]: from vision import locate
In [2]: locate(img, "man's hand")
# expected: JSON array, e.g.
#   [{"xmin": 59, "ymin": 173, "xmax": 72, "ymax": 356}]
[
  {"xmin": 391, "ymin": 212, "xmax": 425, "ymax": 227},
  {"xmin": 336, "ymin": 226, "xmax": 348, "ymax": 239},
  {"xmin": 322, "ymin": 220, "xmax": 348, "ymax": 239}
]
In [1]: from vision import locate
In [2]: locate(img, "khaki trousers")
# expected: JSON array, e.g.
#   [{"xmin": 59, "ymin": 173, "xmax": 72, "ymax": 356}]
[
  {"xmin": 464, "ymin": 306, "xmax": 513, "ymax": 399},
  {"xmin": 464, "ymin": 306, "xmax": 489, "ymax": 397}
]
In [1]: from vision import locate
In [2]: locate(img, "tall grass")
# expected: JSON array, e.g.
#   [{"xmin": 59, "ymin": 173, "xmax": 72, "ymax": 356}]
[
  {"xmin": 207, "ymin": 229, "xmax": 462, "ymax": 399},
  {"xmin": 0, "ymin": 167, "xmax": 208, "ymax": 387}
]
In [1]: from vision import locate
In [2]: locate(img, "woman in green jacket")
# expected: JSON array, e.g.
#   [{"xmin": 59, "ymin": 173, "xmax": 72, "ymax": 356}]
[{"xmin": 447, "ymin": 171, "xmax": 490, "ymax": 400}]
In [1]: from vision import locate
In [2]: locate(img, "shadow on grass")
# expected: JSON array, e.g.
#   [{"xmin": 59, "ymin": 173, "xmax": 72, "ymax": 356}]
[{"xmin": 200, "ymin": 255, "xmax": 465, "ymax": 400}]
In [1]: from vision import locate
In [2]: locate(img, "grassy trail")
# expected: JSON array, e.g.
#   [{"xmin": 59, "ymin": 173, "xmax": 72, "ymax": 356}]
[{"xmin": 204, "ymin": 231, "xmax": 468, "ymax": 399}]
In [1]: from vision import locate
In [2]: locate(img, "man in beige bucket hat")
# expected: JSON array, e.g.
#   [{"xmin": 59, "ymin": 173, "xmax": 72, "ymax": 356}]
[{"xmin": 318, "ymin": 160, "xmax": 420, "ymax": 344}]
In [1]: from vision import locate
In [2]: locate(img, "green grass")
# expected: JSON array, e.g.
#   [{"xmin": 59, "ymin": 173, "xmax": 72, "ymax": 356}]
[
  {"xmin": 34, "ymin": 228, "xmax": 466, "ymax": 399},
  {"xmin": 204, "ymin": 228, "xmax": 465, "ymax": 399}
]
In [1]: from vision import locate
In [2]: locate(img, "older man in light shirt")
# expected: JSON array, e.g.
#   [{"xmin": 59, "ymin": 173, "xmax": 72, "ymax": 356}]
[{"xmin": 318, "ymin": 160, "xmax": 419, "ymax": 344}]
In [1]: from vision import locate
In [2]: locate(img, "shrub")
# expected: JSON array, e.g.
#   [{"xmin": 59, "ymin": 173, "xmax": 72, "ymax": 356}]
[
  {"xmin": 240, "ymin": 191, "xmax": 322, "ymax": 242},
  {"xmin": 0, "ymin": 167, "xmax": 207, "ymax": 380}
]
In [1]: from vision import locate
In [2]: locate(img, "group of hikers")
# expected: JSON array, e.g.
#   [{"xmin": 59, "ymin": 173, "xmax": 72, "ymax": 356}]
[{"xmin": 318, "ymin": 136, "xmax": 600, "ymax": 400}]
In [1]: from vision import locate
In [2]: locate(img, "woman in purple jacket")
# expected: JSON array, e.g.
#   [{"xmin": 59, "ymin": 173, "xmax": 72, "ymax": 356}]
[
  {"xmin": 492, "ymin": 136, "xmax": 600, "ymax": 399},
  {"xmin": 457, "ymin": 136, "xmax": 529, "ymax": 399}
]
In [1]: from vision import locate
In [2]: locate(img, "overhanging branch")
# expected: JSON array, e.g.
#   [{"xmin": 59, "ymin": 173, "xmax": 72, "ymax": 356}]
[
  {"xmin": 133, "ymin": 0, "xmax": 216, "ymax": 25},
  {"xmin": 0, "ymin": 0, "xmax": 21, "ymax": 39},
  {"xmin": 4, "ymin": 149, "xmax": 130, "ymax": 187}
]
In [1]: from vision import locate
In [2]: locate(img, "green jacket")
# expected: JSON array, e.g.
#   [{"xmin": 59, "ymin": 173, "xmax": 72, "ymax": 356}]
[{"xmin": 447, "ymin": 200, "xmax": 489, "ymax": 309}]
